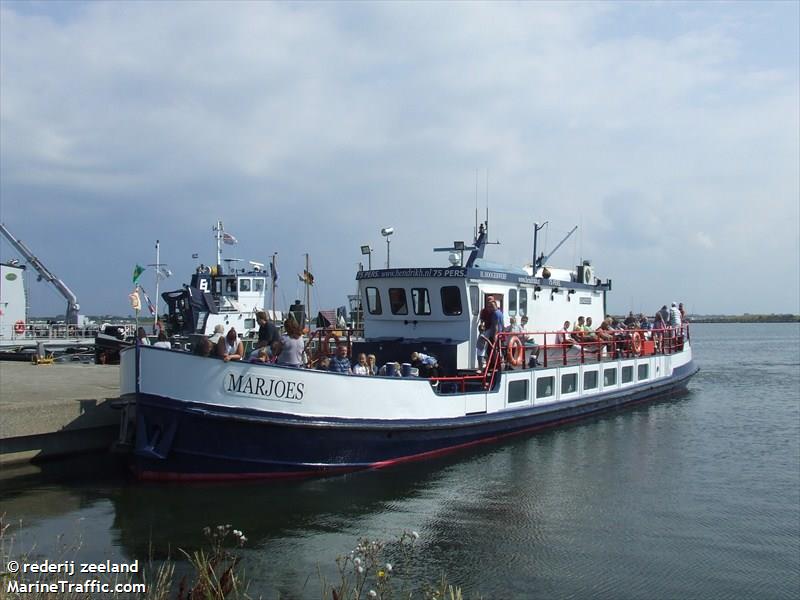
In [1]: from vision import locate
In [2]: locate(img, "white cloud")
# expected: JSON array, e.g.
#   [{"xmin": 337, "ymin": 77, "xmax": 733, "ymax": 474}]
[{"xmin": 0, "ymin": 1, "xmax": 797, "ymax": 315}]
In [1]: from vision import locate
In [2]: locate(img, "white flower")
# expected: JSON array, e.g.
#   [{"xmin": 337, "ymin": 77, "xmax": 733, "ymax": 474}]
[
  {"xmin": 368, "ymin": 591, "xmax": 377, "ymax": 598},
  {"xmin": 411, "ymin": 531, "xmax": 419, "ymax": 540},
  {"xmin": 357, "ymin": 566, "xmax": 364, "ymax": 574},
  {"xmin": 354, "ymin": 557, "xmax": 362, "ymax": 566},
  {"xmin": 385, "ymin": 563, "xmax": 393, "ymax": 572}
]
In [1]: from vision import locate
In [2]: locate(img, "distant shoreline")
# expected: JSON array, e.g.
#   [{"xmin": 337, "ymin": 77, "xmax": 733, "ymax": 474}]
[{"xmin": 686, "ymin": 315, "xmax": 799, "ymax": 324}]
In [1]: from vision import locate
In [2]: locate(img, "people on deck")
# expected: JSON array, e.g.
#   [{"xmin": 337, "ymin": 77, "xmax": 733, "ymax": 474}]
[
  {"xmin": 679, "ymin": 302, "xmax": 687, "ymax": 323},
  {"xmin": 217, "ymin": 328, "xmax": 244, "ymax": 362},
  {"xmin": 329, "ymin": 343, "xmax": 352, "ymax": 374},
  {"xmin": 152, "ymin": 331, "xmax": 171, "ymax": 349},
  {"xmin": 477, "ymin": 296, "xmax": 500, "ymax": 368},
  {"xmin": 209, "ymin": 324, "xmax": 225, "ymax": 346},
  {"xmin": 520, "ymin": 315, "xmax": 541, "ymax": 367},
  {"xmin": 352, "ymin": 353, "xmax": 369, "ymax": 376},
  {"xmin": 256, "ymin": 310, "xmax": 280, "ymax": 356},
  {"xmin": 411, "ymin": 351, "xmax": 440, "ymax": 377},
  {"xmin": 367, "ymin": 354, "xmax": 378, "ymax": 376},
  {"xmin": 136, "ymin": 327, "xmax": 150, "ymax": 346},
  {"xmin": 669, "ymin": 302, "xmax": 682, "ymax": 328},
  {"xmin": 277, "ymin": 318, "xmax": 306, "ymax": 367}
]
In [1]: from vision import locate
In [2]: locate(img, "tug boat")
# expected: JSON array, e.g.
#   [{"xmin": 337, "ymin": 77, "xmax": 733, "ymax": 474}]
[{"xmin": 120, "ymin": 223, "xmax": 698, "ymax": 480}]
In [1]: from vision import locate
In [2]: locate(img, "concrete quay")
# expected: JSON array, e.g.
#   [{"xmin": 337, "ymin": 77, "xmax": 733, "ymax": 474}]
[{"xmin": 0, "ymin": 361, "xmax": 121, "ymax": 467}]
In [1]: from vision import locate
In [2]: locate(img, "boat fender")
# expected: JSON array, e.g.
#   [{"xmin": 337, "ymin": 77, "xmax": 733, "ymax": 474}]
[
  {"xmin": 507, "ymin": 335, "xmax": 524, "ymax": 367},
  {"xmin": 14, "ymin": 320, "xmax": 25, "ymax": 334},
  {"xmin": 631, "ymin": 332, "xmax": 643, "ymax": 355}
]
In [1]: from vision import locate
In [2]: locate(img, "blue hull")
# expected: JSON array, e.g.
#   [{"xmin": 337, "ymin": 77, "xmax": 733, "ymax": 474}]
[{"xmin": 131, "ymin": 362, "xmax": 698, "ymax": 481}]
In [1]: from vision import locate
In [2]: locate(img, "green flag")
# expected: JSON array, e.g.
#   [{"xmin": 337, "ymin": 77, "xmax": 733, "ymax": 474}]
[{"xmin": 132, "ymin": 264, "xmax": 145, "ymax": 284}]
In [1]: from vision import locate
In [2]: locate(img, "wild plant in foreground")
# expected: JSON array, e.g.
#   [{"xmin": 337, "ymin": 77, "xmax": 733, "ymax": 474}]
[
  {"xmin": 176, "ymin": 524, "xmax": 249, "ymax": 600},
  {"xmin": 321, "ymin": 530, "xmax": 468, "ymax": 600}
]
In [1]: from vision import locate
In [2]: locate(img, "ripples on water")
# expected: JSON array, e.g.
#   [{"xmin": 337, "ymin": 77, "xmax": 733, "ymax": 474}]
[{"xmin": 1, "ymin": 323, "xmax": 798, "ymax": 599}]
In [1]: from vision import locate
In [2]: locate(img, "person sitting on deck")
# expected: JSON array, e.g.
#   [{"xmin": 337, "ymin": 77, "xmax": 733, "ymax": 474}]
[
  {"xmin": 624, "ymin": 311, "xmax": 638, "ymax": 327},
  {"xmin": 520, "ymin": 315, "xmax": 541, "ymax": 367},
  {"xmin": 583, "ymin": 317, "xmax": 598, "ymax": 342},
  {"xmin": 250, "ymin": 347, "xmax": 269, "ymax": 363},
  {"xmin": 367, "ymin": 354, "xmax": 378, "ymax": 376},
  {"xmin": 555, "ymin": 321, "xmax": 572, "ymax": 346},
  {"xmin": 136, "ymin": 327, "xmax": 150, "ymax": 346},
  {"xmin": 316, "ymin": 356, "xmax": 331, "ymax": 370},
  {"xmin": 596, "ymin": 318, "xmax": 615, "ymax": 356},
  {"xmin": 209, "ymin": 323, "xmax": 225, "ymax": 346},
  {"xmin": 217, "ymin": 328, "xmax": 244, "ymax": 362},
  {"xmin": 352, "ymin": 353, "xmax": 369, "ymax": 376},
  {"xmin": 572, "ymin": 317, "xmax": 587, "ymax": 342},
  {"xmin": 329, "ymin": 343, "xmax": 352, "ymax": 374},
  {"xmin": 505, "ymin": 316, "xmax": 523, "ymax": 334},
  {"xmin": 411, "ymin": 351, "xmax": 440, "ymax": 378},
  {"xmin": 152, "ymin": 331, "xmax": 171, "ymax": 349}
]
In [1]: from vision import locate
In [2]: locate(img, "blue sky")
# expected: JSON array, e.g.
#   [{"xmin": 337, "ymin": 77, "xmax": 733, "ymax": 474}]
[{"xmin": 1, "ymin": 1, "xmax": 798, "ymax": 317}]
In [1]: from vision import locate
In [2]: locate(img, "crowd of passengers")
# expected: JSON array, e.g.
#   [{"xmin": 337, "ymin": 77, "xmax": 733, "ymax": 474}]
[
  {"xmin": 477, "ymin": 297, "xmax": 687, "ymax": 368},
  {"xmin": 164, "ymin": 310, "xmax": 441, "ymax": 377}
]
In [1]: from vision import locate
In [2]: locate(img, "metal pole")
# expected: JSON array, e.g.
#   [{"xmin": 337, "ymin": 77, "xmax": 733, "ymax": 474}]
[
  {"xmin": 271, "ymin": 253, "xmax": 277, "ymax": 317},
  {"xmin": 154, "ymin": 240, "xmax": 160, "ymax": 333},
  {"xmin": 386, "ymin": 238, "xmax": 391, "ymax": 269}
]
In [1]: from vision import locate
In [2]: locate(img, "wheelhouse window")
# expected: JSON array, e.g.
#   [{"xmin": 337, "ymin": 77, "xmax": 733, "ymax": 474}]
[
  {"xmin": 389, "ymin": 288, "xmax": 408, "ymax": 315},
  {"xmin": 366, "ymin": 287, "xmax": 382, "ymax": 315},
  {"xmin": 509, "ymin": 289, "xmax": 517, "ymax": 316},
  {"xmin": 225, "ymin": 279, "xmax": 237, "ymax": 293},
  {"xmin": 253, "ymin": 278, "xmax": 265, "ymax": 292},
  {"xmin": 239, "ymin": 278, "xmax": 251, "ymax": 292},
  {"xmin": 621, "ymin": 366, "xmax": 633, "ymax": 383},
  {"xmin": 508, "ymin": 380, "xmax": 529, "ymax": 403},
  {"xmin": 441, "ymin": 286, "xmax": 462, "ymax": 316},
  {"xmin": 411, "ymin": 288, "xmax": 431, "ymax": 315},
  {"xmin": 519, "ymin": 290, "xmax": 528, "ymax": 317}
]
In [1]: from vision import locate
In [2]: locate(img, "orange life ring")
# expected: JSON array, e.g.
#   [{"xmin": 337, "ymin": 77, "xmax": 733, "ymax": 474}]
[
  {"xmin": 506, "ymin": 335, "xmax": 524, "ymax": 367},
  {"xmin": 631, "ymin": 332, "xmax": 643, "ymax": 355},
  {"xmin": 14, "ymin": 320, "xmax": 25, "ymax": 334}
]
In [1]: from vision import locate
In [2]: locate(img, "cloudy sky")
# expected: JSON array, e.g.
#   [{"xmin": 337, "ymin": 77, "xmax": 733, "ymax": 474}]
[{"xmin": 1, "ymin": 0, "xmax": 798, "ymax": 318}]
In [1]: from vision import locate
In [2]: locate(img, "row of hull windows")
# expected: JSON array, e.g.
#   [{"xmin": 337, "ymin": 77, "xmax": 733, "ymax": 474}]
[
  {"xmin": 508, "ymin": 364, "xmax": 650, "ymax": 403},
  {"xmin": 366, "ymin": 286, "xmax": 462, "ymax": 316}
]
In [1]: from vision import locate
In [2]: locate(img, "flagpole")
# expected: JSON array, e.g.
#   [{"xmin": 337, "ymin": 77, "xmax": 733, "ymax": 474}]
[
  {"xmin": 305, "ymin": 253, "xmax": 310, "ymax": 331},
  {"xmin": 154, "ymin": 240, "xmax": 160, "ymax": 334},
  {"xmin": 271, "ymin": 253, "xmax": 277, "ymax": 317}
]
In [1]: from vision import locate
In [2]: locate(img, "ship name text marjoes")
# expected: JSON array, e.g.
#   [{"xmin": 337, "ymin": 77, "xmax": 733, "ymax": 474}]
[{"xmin": 225, "ymin": 373, "xmax": 305, "ymax": 401}]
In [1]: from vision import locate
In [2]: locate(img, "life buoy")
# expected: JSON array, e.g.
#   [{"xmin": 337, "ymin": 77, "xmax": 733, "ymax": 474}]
[
  {"xmin": 506, "ymin": 335, "xmax": 524, "ymax": 367},
  {"xmin": 631, "ymin": 331, "xmax": 643, "ymax": 355},
  {"xmin": 14, "ymin": 320, "xmax": 25, "ymax": 334}
]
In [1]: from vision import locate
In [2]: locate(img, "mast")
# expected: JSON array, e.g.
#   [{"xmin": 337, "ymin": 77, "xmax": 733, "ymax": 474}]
[
  {"xmin": 305, "ymin": 253, "xmax": 311, "ymax": 330},
  {"xmin": 213, "ymin": 220, "xmax": 223, "ymax": 273},
  {"xmin": 154, "ymin": 240, "xmax": 160, "ymax": 332},
  {"xmin": 271, "ymin": 253, "xmax": 277, "ymax": 317}
]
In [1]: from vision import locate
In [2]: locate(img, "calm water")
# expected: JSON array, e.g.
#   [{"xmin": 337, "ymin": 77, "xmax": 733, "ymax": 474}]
[{"xmin": 1, "ymin": 323, "xmax": 798, "ymax": 599}]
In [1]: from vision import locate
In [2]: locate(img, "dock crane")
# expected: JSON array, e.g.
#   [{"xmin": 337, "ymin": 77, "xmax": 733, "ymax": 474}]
[{"xmin": 0, "ymin": 222, "xmax": 81, "ymax": 324}]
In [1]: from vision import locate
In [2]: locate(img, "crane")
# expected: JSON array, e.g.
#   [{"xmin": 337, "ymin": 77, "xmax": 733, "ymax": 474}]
[{"xmin": 0, "ymin": 222, "xmax": 81, "ymax": 324}]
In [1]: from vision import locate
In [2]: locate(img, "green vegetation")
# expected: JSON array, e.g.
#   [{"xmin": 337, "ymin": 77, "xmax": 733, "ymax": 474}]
[
  {"xmin": 1, "ymin": 519, "xmax": 475, "ymax": 600},
  {"xmin": 688, "ymin": 314, "xmax": 799, "ymax": 323}
]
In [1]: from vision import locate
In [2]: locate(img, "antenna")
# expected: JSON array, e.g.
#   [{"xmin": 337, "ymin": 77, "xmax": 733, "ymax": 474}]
[
  {"xmin": 485, "ymin": 169, "xmax": 489, "ymax": 238},
  {"xmin": 474, "ymin": 169, "xmax": 478, "ymax": 241}
]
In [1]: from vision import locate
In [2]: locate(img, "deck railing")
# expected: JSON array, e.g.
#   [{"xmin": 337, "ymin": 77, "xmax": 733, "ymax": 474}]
[{"xmin": 431, "ymin": 323, "xmax": 690, "ymax": 392}]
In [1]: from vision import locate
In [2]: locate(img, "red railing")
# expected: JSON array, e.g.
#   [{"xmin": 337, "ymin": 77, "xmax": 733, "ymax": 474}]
[{"xmin": 431, "ymin": 323, "xmax": 690, "ymax": 392}]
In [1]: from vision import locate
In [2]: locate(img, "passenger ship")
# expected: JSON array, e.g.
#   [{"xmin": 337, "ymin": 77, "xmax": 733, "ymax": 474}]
[{"xmin": 120, "ymin": 223, "xmax": 698, "ymax": 480}]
